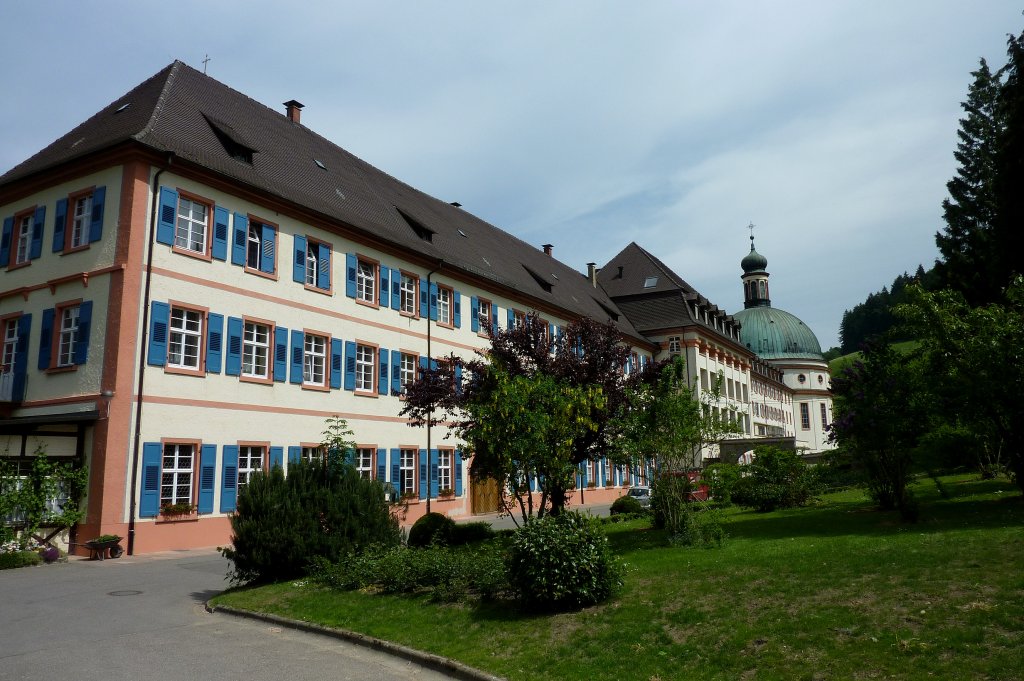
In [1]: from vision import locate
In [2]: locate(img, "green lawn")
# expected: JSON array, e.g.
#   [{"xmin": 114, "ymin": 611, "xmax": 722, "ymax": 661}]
[{"xmin": 212, "ymin": 475, "xmax": 1024, "ymax": 680}]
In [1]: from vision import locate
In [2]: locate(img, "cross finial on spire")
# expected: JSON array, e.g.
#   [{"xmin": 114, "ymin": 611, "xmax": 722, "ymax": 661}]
[
  {"xmin": 202, "ymin": 54, "xmax": 211, "ymax": 74},
  {"xmin": 747, "ymin": 222, "xmax": 756, "ymax": 249}
]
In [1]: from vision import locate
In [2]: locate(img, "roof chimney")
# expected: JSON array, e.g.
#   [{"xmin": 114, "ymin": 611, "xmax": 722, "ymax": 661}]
[
  {"xmin": 587, "ymin": 262, "xmax": 598, "ymax": 287},
  {"xmin": 542, "ymin": 243, "xmax": 553, "ymax": 256},
  {"xmin": 283, "ymin": 100, "xmax": 304, "ymax": 124}
]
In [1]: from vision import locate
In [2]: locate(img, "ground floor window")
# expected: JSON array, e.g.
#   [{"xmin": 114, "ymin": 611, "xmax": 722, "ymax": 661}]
[
  {"xmin": 238, "ymin": 446, "xmax": 264, "ymax": 488},
  {"xmin": 161, "ymin": 443, "xmax": 194, "ymax": 506},
  {"xmin": 400, "ymin": 448, "xmax": 416, "ymax": 495},
  {"xmin": 437, "ymin": 450, "xmax": 452, "ymax": 493},
  {"xmin": 356, "ymin": 448, "xmax": 374, "ymax": 479},
  {"xmin": 301, "ymin": 446, "xmax": 322, "ymax": 463}
]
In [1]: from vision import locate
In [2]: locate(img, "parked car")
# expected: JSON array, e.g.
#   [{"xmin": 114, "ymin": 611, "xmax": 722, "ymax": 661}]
[{"xmin": 627, "ymin": 485, "xmax": 652, "ymax": 508}]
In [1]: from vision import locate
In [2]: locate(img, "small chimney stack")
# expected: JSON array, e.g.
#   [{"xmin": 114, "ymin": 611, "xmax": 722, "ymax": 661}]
[
  {"xmin": 587, "ymin": 262, "xmax": 598, "ymax": 287},
  {"xmin": 284, "ymin": 100, "xmax": 304, "ymax": 124},
  {"xmin": 542, "ymin": 243, "xmax": 553, "ymax": 256}
]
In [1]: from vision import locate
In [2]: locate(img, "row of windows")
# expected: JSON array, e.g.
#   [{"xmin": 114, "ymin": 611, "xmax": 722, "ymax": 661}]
[
  {"xmin": 140, "ymin": 441, "xmax": 465, "ymax": 517},
  {"xmin": 798, "ymin": 403, "xmax": 830, "ymax": 431},
  {"xmin": 148, "ymin": 300, "xmax": 441, "ymax": 395},
  {"xmin": 752, "ymin": 401, "xmax": 789, "ymax": 424},
  {"xmin": 1, "ymin": 186, "xmax": 106, "ymax": 270}
]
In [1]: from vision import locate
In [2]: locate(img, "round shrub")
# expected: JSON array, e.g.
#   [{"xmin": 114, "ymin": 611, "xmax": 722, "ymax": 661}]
[
  {"xmin": 610, "ymin": 494, "xmax": 643, "ymax": 516},
  {"xmin": 506, "ymin": 511, "xmax": 621, "ymax": 611},
  {"xmin": 408, "ymin": 512, "xmax": 456, "ymax": 548}
]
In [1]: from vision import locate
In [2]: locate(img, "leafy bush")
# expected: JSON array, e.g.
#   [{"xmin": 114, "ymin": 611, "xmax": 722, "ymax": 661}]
[
  {"xmin": 311, "ymin": 543, "xmax": 508, "ymax": 602},
  {"xmin": 505, "ymin": 512, "xmax": 621, "ymax": 611},
  {"xmin": 610, "ymin": 494, "xmax": 644, "ymax": 515},
  {"xmin": 732, "ymin": 446, "xmax": 819, "ymax": 512},
  {"xmin": 0, "ymin": 551, "xmax": 42, "ymax": 570},
  {"xmin": 701, "ymin": 463, "xmax": 741, "ymax": 504},
  {"xmin": 673, "ymin": 505, "xmax": 727, "ymax": 547},
  {"xmin": 223, "ymin": 458, "xmax": 401, "ymax": 584},
  {"xmin": 450, "ymin": 521, "xmax": 494, "ymax": 546},
  {"xmin": 408, "ymin": 512, "xmax": 456, "ymax": 548}
]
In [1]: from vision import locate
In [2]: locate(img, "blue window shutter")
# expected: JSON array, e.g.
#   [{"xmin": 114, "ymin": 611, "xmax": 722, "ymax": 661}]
[
  {"xmin": 581, "ymin": 462, "xmax": 588, "ymax": 487},
  {"xmin": 419, "ymin": 277, "xmax": 428, "ymax": 317},
  {"xmin": 345, "ymin": 253, "xmax": 357, "ymax": 297},
  {"xmin": 89, "ymin": 186, "xmax": 106, "ymax": 243},
  {"xmin": 529, "ymin": 473, "xmax": 536, "ymax": 492},
  {"xmin": 453, "ymin": 291, "xmax": 461, "ymax": 328},
  {"xmin": 390, "ymin": 350, "xmax": 401, "ymax": 395},
  {"xmin": 600, "ymin": 458, "xmax": 607, "ymax": 486},
  {"xmin": 73, "ymin": 301, "xmax": 92, "ymax": 365},
  {"xmin": 261, "ymin": 223, "xmax": 276, "ymax": 273},
  {"xmin": 390, "ymin": 450, "xmax": 401, "ymax": 496},
  {"xmin": 11, "ymin": 314, "xmax": 31, "ymax": 401},
  {"xmin": 430, "ymin": 358, "xmax": 438, "ymax": 371},
  {"xmin": 380, "ymin": 267, "xmax": 389, "ymax": 306},
  {"xmin": 212, "ymin": 206, "xmax": 229, "ymax": 260},
  {"xmin": 293, "ymin": 235, "xmax": 306, "ymax": 283},
  {"xmin": 206, "ymin": 312, "xmax": 223, "ymax": 373},
  {"xmin": 378, "ymin": 348, "xmax": 389, "ymax": 395},
  {"xmin": 492, "ymin": 305, "xmax": 500, "ymax": 335},
  {"xmin": 29, "ymin": 206, "xmax": 45, "ymax": 260},
  {"xmin": 330, "ymin": 338, "xmax": 343, "ymax": 389},
  {"xmin": 220, "ymin": 445, "xmax": 239, "ymax": 513},
  {"xmin": 273, "ymin": 326, "xmax": 288, "ymax": 382},
  {"xmin": 419, "ymin": 356, "xmax": 428, "ymax": 375},
  {"xmin": 381, "ymin": 450, "xmax": 392, "ymax": 483},
  {"xmin": 390, "ymin": 268, "xmax": 401, "ymax": 309},
  {"xmin": 419, "ymin": 450, "xmax": 428, "ymax": 500},
  {"xmin": 429, "ymin": 283, "xmax": 438, "ymax": 321},
  {"xmin": 507, "ymin": 308, "xmax": 515, "ymax": 329},
  {"xmin": 156, "ymin": 187, "xmax": 177, "ymax": 245},
  {"xmin": 52, "ymin": 199, "xmax": 68, "ymax": 252},
  {"xmin": 1, "ymin": 216, "xmax": 13, "ymax": 264},
  {"xmin": 288, "ymin": 446, "xmax": 301, "ymax": 465},
  {"xmin": 455, "ymin": 364, "xmax": 462, "ymax": 394},
  {"xmin": 343, "ymin": 341, "xmax": 356, "ymax": 390},
  {"xmin": 454, "ymin": 450, "xmax": 463, "ymax": 497},
  {"xmin": 231, "ymin": 213, "xmax": 247, "ymax": 266},
  {"xmin": 290, "ymin": 330, "xmax": 303, "ymax": 384},
  {"xmin": 198, "ymin": 445, "xmax": 216, "ymax": 514},
  {"xmin": 140, "ymin": 442, "xmax": 162, "ymax": 518},
  {"xmin": 470, "ymin": 296, "xmax": 479, "ymax": 332},
  {"xmin": 148, "ymin": 301, "xmax": 169, "ymax": 367},
  {"xmin": 317, "ymin": 243, "xmax": 331, "ymax": 290},
  {"xmin": 225, "ymin": 317, "xmax": 243, "ymax": 376},
  {"xmin": 37, "ymin": 308, "xmax": 54, "ymax": 370},
  {"xmin": 430, "ymin": 449, "xmax": 439, "ymax": 498},
  {"xmin": 270, "ymin": 446, "xmax": 284, "ymax": 470}
]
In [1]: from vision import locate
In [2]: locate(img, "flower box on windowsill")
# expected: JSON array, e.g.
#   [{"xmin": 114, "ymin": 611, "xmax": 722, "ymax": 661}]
[
  {"xmin": 158, "ymin": 503, "xmax": 197, "ymax": 523},
  {"xmin": 438, "ymin": 489, "xmax": 455, "ymax": 500},
  {"xmin": 586, "ymin": 482, "xmax": 597, "ymax": 489}
]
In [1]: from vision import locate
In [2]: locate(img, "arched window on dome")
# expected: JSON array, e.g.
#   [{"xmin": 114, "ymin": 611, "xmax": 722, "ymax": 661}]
[{"xmin": 758, "ymin": 280, "xmax": 766, "ymax": 299}]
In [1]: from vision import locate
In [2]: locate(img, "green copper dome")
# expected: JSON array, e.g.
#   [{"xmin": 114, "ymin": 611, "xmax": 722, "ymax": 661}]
[{"xmin": 733, "ymin": 306, "xmax": 823, "ymax": 360}]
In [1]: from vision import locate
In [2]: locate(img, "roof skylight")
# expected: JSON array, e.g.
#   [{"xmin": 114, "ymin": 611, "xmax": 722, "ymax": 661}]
[
  {"xmin": 115, "ymin": 102, "xmax": 131, "ymax": 113},
  {"xmin": 314, "ymin": 159, "xmax": 327, "ymax": 170},
  {"xmin": 643, "ymin": 276, "xmax": 658, "ymax": 288}
]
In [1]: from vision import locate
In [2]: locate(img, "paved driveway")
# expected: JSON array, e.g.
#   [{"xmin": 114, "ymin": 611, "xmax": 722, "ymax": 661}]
[{"xmin": 0, "ymin": 549, "xmax": 451, "ymax": 681}]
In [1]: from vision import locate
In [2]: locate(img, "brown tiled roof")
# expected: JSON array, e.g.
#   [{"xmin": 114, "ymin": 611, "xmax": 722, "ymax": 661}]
[
  {"xmin": 0, "ymin": 61, "xmax": 645, "ymax": 343},
  {"xmin": 599, "ymin": 242, "xmax": 742, "ymax": 343}
]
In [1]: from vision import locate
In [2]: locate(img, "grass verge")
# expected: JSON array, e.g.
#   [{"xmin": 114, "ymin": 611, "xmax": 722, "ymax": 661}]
[{"xmin": 211, "ymin": 474, "xmax": 1024, "ymax": 680}]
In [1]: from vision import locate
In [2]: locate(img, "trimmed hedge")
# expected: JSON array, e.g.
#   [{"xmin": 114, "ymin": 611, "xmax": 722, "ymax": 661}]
[
  {"xmin": 0, "ymin": 550, "xmax": 42, "ymax": 570},
  {"xmin": 610, "ymin": 494, "xmax": 644, "ymax": 515}
]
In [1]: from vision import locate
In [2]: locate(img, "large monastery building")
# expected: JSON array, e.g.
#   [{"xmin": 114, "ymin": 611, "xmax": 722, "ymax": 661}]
[{"xmin": 0, "ymin": 62, "xmax": 831, "ymax": 554}]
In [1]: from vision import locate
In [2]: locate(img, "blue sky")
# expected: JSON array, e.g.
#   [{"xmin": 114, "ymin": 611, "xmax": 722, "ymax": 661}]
[{"xmin": 1, "ymin": 1, "xmax": 1021, "ymax": 348}]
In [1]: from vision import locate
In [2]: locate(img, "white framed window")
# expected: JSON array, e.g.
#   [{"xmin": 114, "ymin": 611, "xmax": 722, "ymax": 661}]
[
  {"xmin": 57, "ymin": 305, "xmax": 80, "ymax": 368},
  {"xmin": 168, "ymin": 307, "xmax": 203, "ymax": 370},
  {"xmin": 356, "ymin": 448, "xmax": 374, "ymax": 479},
  {"xmin": 478, "ymin": 300, "xmax": 491, "ymax": 331},
  {"xmin": 301, "ymin": 446, "xmax": 322, "ymax": 463},
  {"xmin": 246, "ymin": 223, "xmax": 262, "ymax": 269},
  {"xmin": 355, "ymin": 344, "xmax": 375, "ymax": 392},
  {"xmin": 70, "ymin": 194, "xmax": 92, "ymax": 249},
  {"xmin": 1, "ymin": 319, "xmax": 17, "ymax": 374},
  {"xmin": 437, "ymin": 450, "xmax": 452, "ymax": 493},
  {"xmin": 14, "ymin": 215, "xmax": 31, "ymax": 265},
  {"xmin": 800, "ymin": 403, "xmax": 810, "ymax": 430},
  {"xmin": 304, "ymin": 333, "xmax": 327, "ymax": 386},
  {"xmin": 400, "ymin": 352, "xmax": 417, "ymax": 391},
  {"xmin": 175, "ymin": 196, "xmax": 208, "ymax": 254},
  {"xmin": 242, "ymin": 321, "xmax": 270, "ymax": 378},
  {"xmin": 820, "ymin": 403, "xmax": 829, "ymax": 429},
  {"xmin": 668, "ymin": 336, "xmax": 681, "ymax": 353},
  {"xmin": 399, "ymin": 272, "xmax": 417, "ymax": 315},
  {"xmin": 237, "ymin": 446, "xmax": 265, "ymax": 488},
  {"xmin": 160, "ymin": 443, "xmax": 194, "ymax": 506},
  {"xmin": 305, "ymin": 243, "xmax": 318, "ymax": 286},
  {"xmin": 356, "ymin": 259, "xmax": 376, "ymax": 303},
  {"xmin": 400, "ymin": 448, "xmax": 416, "ymax": 495},
  {"xmin": 513, "ymin": 310, "xmax": 526, "ymax": 329},
  {"xmin": 437, "ymin": 286, "xmax": 452, "ymax": 325}
]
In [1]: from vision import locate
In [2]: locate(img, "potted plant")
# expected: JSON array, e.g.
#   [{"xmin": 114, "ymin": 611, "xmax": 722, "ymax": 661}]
[
  {"xmin": 159, "ymin": 502, "xmax": 196, "ymax": 518},
  {"xmin": 438, "ymin": 488, "xmax": 455, "ymax": 499},
  {"xmin": 399, "ymin": 491, "xmax": 418, "ymax": 502}
]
